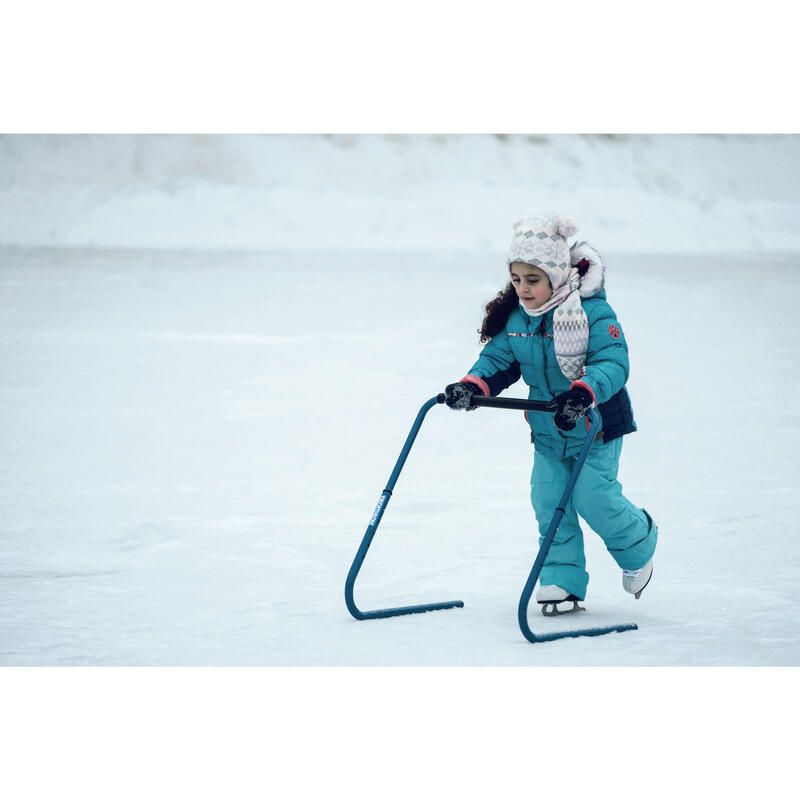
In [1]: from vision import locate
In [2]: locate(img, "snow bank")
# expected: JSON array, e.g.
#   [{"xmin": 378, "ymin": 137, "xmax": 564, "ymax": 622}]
[{"xmin": 1, "ymin": 134, "xmax": 798, "ymax": 253}]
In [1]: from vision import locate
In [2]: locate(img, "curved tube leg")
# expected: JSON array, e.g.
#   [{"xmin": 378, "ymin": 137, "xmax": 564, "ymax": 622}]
[
  {"xmin": 345, "ymin": 395, "xmax": 464, "ymax": 620},
  {"xmin": 517, "ymin": 408, "xmax": 638, "ymax": 643}
]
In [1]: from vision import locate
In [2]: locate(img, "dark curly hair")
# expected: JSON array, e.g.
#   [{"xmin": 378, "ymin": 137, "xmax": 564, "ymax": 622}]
[{"xmin": 478, "ymin": 281, "xmax": 518, "ymax": 343}]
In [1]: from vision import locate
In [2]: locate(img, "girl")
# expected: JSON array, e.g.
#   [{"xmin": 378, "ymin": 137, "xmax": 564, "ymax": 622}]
[{"xmin": 444, "ymin": 214, "xmax": 657, "ymax": 615}]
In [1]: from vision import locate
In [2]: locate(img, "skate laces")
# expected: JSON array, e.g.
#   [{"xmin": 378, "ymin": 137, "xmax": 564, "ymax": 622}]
[{"xmin": 622, "ymin": 567, "xmax": 641, "ymax": 578}]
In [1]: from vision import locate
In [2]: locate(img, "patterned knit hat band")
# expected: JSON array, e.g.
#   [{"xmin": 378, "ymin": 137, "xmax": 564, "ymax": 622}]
[{"xmin": 506, "ymin": 213, "xmax": 579, "ymax": 292}]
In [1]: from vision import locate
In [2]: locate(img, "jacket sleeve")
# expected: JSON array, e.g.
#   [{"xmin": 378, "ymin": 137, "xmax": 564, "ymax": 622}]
[
  {"xmin": 460, "ymin": 330, "xmax": 521, "ymax": 397},
  {"xmin": 571, "ymin": 300, "xmax": 630, "ymax": 406}
]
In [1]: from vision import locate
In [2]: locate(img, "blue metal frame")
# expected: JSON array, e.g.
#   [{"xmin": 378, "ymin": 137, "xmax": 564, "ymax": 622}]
[
  {"xmin": 345, "ymin": 393, "xmax": 638, "ymax": 643},
  {"xmin": 344, "ymin": 395, "xmax": 464, "ymax": 619}
]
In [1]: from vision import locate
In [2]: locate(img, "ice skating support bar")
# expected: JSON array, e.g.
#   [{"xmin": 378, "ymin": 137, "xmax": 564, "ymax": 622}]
[
  {"xmin": 434, "ymin": 393, "xmax": 556, "ymax": 412},
  {"xmin": 467, "ymin": 394, "xmax": 556, "ymax": 412}
]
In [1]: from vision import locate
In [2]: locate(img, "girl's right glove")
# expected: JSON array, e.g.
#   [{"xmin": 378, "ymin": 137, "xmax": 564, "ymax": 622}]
[
  {"xmin": 548, "ymin": 387, "xmax": 594, "ymax": 430},
  {"xmin": 444, "ymin": 381, "xmax": 482, "ymax": 411}
]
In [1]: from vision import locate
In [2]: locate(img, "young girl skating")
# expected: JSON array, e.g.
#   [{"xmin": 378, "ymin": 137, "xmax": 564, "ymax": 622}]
[{"xmin": 445, "ymin": 214, "xmax": 657, "ymax": 615}]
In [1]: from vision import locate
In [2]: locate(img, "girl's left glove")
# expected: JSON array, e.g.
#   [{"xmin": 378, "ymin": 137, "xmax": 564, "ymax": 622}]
[
  {"xmin": 549, "ymin": 387, "xmax": 594, "ymax": 431},
  {"xmin": 444, "ymin": 381, "xmax": 482, "ymax": 411}
]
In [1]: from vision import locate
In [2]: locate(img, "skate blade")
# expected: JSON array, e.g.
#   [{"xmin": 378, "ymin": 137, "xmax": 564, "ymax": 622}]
[
  {"xmin": 634, "ymin": 567, "xmax": 654, "ymax": 599},
  {"xmin": 540, "ymin": 600, "xmax": 586, "ymax": 617}
]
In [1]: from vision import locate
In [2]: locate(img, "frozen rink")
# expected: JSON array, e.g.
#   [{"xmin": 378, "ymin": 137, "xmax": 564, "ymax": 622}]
[{"xmin": 2, "ymin": 245, "xmax": 799, "ymax": 665}]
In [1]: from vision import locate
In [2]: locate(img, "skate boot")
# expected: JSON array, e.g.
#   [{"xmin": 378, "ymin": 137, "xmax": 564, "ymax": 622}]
[
  {"xmin": 622, "ymin": 558, "xmax": 653, "ymax": 599},
  {"xmin": 535, "ymin": 585, "xmax": 586, "ymax": 616}
]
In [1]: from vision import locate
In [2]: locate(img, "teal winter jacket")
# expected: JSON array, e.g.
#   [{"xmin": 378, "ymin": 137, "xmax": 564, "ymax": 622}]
[{"xmin": 464, "ymin": 289, "xmax": 636, "ymax": 459}]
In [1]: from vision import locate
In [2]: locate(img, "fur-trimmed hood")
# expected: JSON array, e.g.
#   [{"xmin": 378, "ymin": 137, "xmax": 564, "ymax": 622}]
[{"xmin": 570, "ymin": 241, "xmax": 605, "ymax": 298}]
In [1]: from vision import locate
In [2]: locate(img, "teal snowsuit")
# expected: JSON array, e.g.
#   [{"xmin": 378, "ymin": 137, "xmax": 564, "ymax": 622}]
[{"xmin": 465, "ymin": 292, "xmax": 657, "ymax": 599}]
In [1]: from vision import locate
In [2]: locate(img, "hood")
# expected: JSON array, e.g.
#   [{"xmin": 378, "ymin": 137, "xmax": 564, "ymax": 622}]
[{"xmin": 570, "ymin": 241, "xmax": 605, "ymax": 298}]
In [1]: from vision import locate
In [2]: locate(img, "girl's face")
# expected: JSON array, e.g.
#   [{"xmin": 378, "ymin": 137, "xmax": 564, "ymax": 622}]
[{"xmin": 510, "ymin": 262, "xmax": 553, "ymax": 309}]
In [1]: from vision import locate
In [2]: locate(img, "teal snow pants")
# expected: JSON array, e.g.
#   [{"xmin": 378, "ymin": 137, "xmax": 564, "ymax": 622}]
[{"xmin": 530, "ymin": 436, "xmax": 657, "ymax": 600}]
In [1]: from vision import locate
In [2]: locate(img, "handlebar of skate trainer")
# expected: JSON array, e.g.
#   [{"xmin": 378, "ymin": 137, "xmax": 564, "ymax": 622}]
[{"xmin": 436, "ymin": 393, "xmax": 557, "ymax": 413}]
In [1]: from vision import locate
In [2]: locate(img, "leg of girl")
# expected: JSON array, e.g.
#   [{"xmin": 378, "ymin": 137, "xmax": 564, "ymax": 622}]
[
  {"xmin": 530, "ymin": 453, "xmax": 590, "ymax": 602},
  {"xmin": 570, "ymin": 437, "xmax": 658, "ymax": 594}
]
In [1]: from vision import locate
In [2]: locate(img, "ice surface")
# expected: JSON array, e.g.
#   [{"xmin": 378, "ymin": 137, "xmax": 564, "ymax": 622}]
[{"xmin": 1, "ymin": 246, "xmax": 799, "ymax": 665}]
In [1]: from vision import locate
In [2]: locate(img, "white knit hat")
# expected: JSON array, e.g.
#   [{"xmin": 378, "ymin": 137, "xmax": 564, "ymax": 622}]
[{"xmin": 507, "ymin": 213, "xmax": 579, "ymax": 293}]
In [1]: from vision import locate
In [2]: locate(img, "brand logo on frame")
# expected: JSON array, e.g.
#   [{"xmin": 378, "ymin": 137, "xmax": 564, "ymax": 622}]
[{"xmin": 370, "ymin": 494, "xmax": 388, "ymax": 526}]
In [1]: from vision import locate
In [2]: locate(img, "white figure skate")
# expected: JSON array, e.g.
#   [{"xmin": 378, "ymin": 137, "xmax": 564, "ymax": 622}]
[
  {"xmin": 535, "ymin": 585, "xmax": 586, "ymax": 616},
  {"xmin": 622, "ymin": 559, "xmax": 653, "ymax": 599}
]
